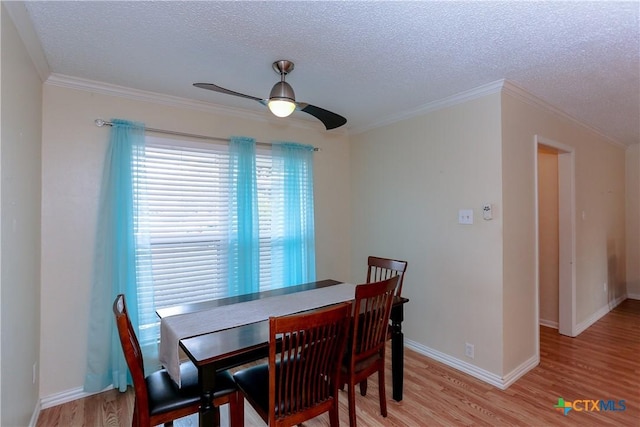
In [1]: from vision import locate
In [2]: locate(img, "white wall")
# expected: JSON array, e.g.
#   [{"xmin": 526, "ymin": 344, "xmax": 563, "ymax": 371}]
[
  {"xmin": 350, "ymin": 84, "xmax": 628, "ymax": 385},
  {"xmin": 39, "ymin": 83, "xmax": 352, "ymax": 398},
  {"xmin": 627, "ymin": 144, "xmax": 640, "ymax": 298},
  {"xmin": 350, "ymin": 93, "xmax": 505, "ymax": 376},
  {"xmin": 502, "ymin": 88, "xmax": 627, "ymax": 373},
  {"xmin": 1, "ymin": 4, "xmax": 43, "ymax": 426}
]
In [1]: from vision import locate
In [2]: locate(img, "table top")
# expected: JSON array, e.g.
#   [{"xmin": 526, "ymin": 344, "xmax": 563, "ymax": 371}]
[{"xmin": 161, "ymin": 279, "xmax": 408, "ymax": 370}]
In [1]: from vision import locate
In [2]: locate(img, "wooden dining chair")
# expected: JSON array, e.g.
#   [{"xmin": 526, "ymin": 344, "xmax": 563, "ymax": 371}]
[
  {"xmin": 113, "ymin": 294, "xmax": 244, "ymax": 427},
  {"xmin": 366, "ymin": 256, "xmax": 408, "ymax": 297},
  {"xmin": 233, "ymin": 302, "xmax": 352, "ymax": 427},
  {"xmin": 361, "ymin": 257, "xmax": 408, "ymax": 397},
  {"xmin": 340, "ymin": 276, "xmax": 399, "ymax": 427}
]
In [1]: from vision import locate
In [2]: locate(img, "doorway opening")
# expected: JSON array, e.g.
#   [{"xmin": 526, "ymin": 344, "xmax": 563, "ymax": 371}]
[{"xmin": 535, "ymin": 135, "xmax": 576, "ymax": 339}]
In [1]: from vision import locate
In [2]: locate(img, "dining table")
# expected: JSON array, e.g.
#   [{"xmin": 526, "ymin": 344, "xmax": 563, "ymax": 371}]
[{"xmin": 156, "ymin": 279, "xmax": 409, "ymax": 427}]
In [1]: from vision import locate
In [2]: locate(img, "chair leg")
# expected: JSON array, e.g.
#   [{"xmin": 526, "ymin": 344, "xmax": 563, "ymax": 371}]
[
  {"xmin": 377, "ymin": 367, "xmax": 387, "ymax": 417},
  {"xmin": 132, "ymin": 404, "xmax": 140, "ymax": 427},
  {"xmin": 329, "ymin": 397, "xmax": 340, "ymax": 427},
  {"xmin": 348, "ymin": 381, "xmax": 357, "ymax": 427},
  {"xmin": 359, "ymin": 379, "xmax": 368, "ymax": 396}
]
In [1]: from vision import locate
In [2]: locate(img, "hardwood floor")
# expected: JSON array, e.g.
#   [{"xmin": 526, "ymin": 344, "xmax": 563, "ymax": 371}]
[{"xmin": 36, "ymin": 299, "xmax": 639, "ymax": 426}]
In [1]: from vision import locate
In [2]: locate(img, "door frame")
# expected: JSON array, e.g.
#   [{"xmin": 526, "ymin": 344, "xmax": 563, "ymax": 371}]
[{"xmin": 534, "ymin": 135, "xmax": 576, "ymax": 338}]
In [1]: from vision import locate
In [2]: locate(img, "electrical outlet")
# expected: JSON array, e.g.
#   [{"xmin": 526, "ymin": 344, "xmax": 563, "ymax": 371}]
[
  {"xmin": 465, "ymin": 343, "xmax": 474, "ymax": 359},
  {"xmin": 33, "ymin": 362, "xmax": 37, "ymax": 384}
]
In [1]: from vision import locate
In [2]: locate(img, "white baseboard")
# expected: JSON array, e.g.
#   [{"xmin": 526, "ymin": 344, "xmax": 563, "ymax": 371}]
[
  {"xmin": 32, "ymin": 385, "xmax": 115, "ymax": 426},
  {"xmin": 539, "ymin": 318, "xmax": 558, "ymax": 329},
  {"xmin": 404, "ymin": 295, "xmax": 629, "ymax": 389},
  {"xmin": 575, "ymin": 294, "xmax": 627, "ymax": 336},
  {"xmin": 502, "ymin": 354, "xmax": 539, "ymax": 389},
  {"xmin": 29, "ymin": 399, "xmax": 41, "ymax": 427},
  {"xmin": 40, "ymin": 385, "xmax": 114, "ymax": 410},
  {"xmin": 404, "ymin": 339, "xmax": 538, "ymax": 390}
]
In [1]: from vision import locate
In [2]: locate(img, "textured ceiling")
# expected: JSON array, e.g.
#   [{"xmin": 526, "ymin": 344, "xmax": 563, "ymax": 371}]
[{"xmin": 17, "ymin": 1, "xmax": 640, "ymax": 145}]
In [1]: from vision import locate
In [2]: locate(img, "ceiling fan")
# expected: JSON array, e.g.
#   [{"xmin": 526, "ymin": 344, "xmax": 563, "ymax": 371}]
[{"xmin": 194, "ymin": 60, "xmax": 347, "ymax": 130}]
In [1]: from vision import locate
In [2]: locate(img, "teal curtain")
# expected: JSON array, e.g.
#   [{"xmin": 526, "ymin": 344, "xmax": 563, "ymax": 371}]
[
  {"xmin": 227, "ymin": 136, "xmax": 260, "ymax": 296},
  {"xmin": 271, "ymin": 142, "xmax": 317, "ymax": 286},
  {"xmin": 84, "ymin": 119, "xmax": 145, "ymax": 393}
]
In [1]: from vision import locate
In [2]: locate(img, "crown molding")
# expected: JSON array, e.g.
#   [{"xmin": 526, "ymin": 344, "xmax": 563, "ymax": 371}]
[
  {"xmin": 352, "ymin": 78, "xmax": 626, "ymax": 149},
  {"xmin": 4, "ymin": 1, "xmax": 51, "ymax": 81},
  {"xmin": 44, "ymin": 74, "xmax": 338, "ymax": 134},
  {"xmin": 43, "ymin": 73, "xmax": 624, "ymax": 147},
  {"xmin": 350, "ymin": 80, "xmax": 506, "ymax": 135},
  {"xmin": 45, "ymin": 73, "xmax": 270, "ymax": 122},
  {"xmin": 502, "ymin": 80, "xmax": 626, "ymax": 149}
]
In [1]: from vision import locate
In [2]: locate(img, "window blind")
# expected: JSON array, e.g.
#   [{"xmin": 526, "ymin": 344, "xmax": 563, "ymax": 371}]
[{"xmin": 135, "ymin": 139, "xmax": 283, "ymax": 324}]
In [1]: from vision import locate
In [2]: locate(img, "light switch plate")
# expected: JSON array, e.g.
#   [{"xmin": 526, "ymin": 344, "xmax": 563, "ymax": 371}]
[{"xmin": 458, "ymin": 209, "xmax": 473, "ymax": 225}]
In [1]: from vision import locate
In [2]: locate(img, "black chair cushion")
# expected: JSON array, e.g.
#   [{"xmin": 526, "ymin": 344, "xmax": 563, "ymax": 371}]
[
  {"xmin": 234, "ymin": 359, "xmax": 332, "ymax": 419},
  {"xmin": 233, "ymin": 363, "xmax": 270, "ymax": 416},
  {"xmin": 147, "ymin": 361, "xmax": 237, "ymax": 416}
]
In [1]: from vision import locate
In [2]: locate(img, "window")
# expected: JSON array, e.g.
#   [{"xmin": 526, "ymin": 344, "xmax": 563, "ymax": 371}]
[{"xmin": 134, "ymin": 137, "xmax": 315, "ymax": 338}]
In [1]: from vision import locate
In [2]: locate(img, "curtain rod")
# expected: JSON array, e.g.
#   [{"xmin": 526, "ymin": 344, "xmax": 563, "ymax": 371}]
[{"xmin": 94, "ymin": 119, "xmax": 319, "ymax": 151}]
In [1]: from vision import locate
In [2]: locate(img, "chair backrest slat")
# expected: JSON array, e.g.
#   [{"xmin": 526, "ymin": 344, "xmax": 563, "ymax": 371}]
[{"xmin": 367, "ymin": 256, "xmax": 408, "ymax": 297}]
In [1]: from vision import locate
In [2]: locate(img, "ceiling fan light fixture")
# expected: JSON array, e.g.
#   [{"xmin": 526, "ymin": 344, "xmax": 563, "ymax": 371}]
[
  {"xmin": 268, "ymin": 99, "xmax": 297, "ymax": 117},
  {"xmin": 268, "ymin": 80, "xmax": 296, "ymax": 117}
]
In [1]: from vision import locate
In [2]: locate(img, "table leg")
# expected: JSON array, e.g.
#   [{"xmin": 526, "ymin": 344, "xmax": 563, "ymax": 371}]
[
  {"xmin": 390, "ymin": 303, "xmax": 404, "ymax": 402},
  {"xmin": 198, "ymin": 365, "xmax": 218, "ymax": 427},
  {"xmin": 391, "ymin": 326, "xmax": 404, "ymax": 401}
]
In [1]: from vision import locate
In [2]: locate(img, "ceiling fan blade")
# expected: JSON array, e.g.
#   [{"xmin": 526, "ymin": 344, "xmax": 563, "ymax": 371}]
[
  {"xmin": 297, "ymin": 103, "xmax": 347, "ymax": 130},
  {"xmin": 193, "ymin": 83, "xmax": 264, "ymax": 103}
]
